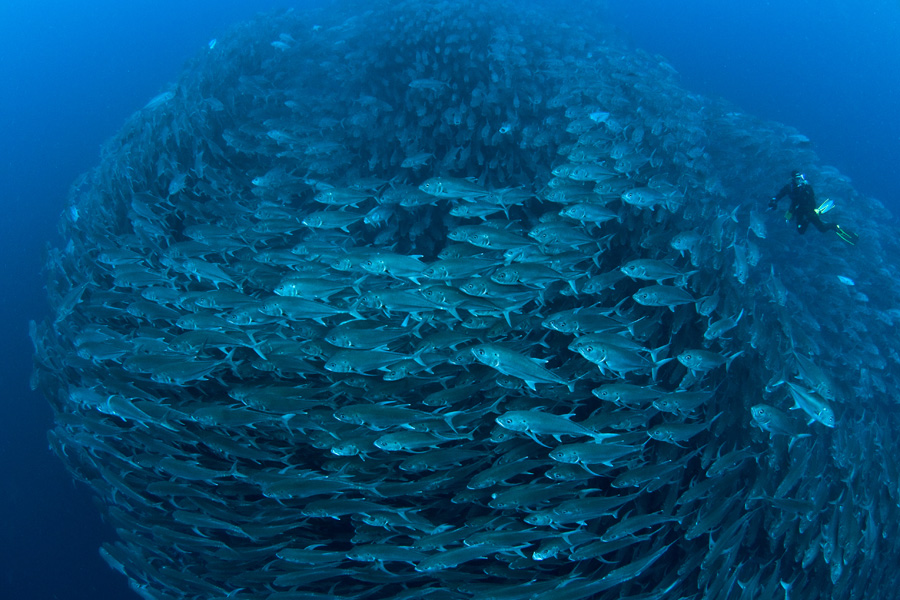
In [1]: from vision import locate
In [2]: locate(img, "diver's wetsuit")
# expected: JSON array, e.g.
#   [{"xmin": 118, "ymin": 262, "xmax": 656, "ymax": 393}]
[{"xmin": 772, "ymin": 180, "xmax": 836, "ymax": 234}]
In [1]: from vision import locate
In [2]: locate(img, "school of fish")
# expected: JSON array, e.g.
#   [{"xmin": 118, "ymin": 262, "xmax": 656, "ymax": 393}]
[{"xmin": 30, "ymin": 1, "xmax": 900, "ymax": 599}]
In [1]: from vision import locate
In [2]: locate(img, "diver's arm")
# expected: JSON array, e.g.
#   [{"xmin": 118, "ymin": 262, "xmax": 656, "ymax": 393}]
[{"xmin": 768, "ymin": 184, "xmax": 789, "ymax": 209}]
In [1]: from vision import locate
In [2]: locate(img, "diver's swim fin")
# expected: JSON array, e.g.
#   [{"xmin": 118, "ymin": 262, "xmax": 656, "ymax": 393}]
[
  {"xmin": 815, "ymin": 199, "xmax": 835, "ymax": 215},
  {"xmin": 835, "ymin": 224, "xmax": 859, "ymax": 245}
]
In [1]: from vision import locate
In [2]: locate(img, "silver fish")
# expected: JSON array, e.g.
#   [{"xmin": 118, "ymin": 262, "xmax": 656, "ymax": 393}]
[
  {"xmin": 494, "ymin": 410, "xmax": 613, "ymax": 446},
  {"xmin": 471, "ymin": 344, "xmax": 570, "ymax": 390}
]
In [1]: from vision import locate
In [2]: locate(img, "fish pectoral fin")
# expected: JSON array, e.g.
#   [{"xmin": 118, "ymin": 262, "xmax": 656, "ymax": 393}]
[{"xmin": 525, "ymin": 431, "xmax": 550, "ymax": 448}]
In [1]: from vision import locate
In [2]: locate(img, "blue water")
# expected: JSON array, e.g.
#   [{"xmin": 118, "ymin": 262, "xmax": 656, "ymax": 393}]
[
  {"xmin": 605, "ymin": 0, "xmax": 900, "ymax": 208},
  {"xmin": 0, "ymin": 1, "xmax": 896, "ymax": 598}
]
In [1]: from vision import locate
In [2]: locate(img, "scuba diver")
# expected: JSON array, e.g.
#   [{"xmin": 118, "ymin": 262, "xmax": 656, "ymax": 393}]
[{"xmin": 768, "ymin": 170, "xmax": 859, "ymax": 244}]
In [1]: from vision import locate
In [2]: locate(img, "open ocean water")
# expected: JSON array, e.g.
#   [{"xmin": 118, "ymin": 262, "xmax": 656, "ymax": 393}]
[{"xmin": 1, "ymin": 1, "xmax": 897, "ymax": 599}]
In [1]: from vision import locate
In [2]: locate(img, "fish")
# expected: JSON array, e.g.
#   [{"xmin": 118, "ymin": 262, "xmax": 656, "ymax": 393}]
[
  {"xmin": 323, "ymin": 349, "xmax": 408, "ymax": 374},
  {"xmin": 620, "ymin": 259, "xmax": 691, "ymax": 285},
  {"xmin": 677, "ymin": 349, "xmax": 743, "ymax": 374},
  {"xmin": 274, "ymin": 276, "xmax": 352, "ymax": 299},
  {"xmin": 373, "ymin": 430, "xmax": 460, "ymax": 452},
  {"xmin": 448, "ymin": 224, "xmax": 533, "ymax": 250},
  {"xmin": 401, "ymin": 152, "xmax": 433, "ymax": 169},
  {"xmin": 333, "ymin": 403, "xmax": 450, "ymax": 431},
  {"xmin": 181, "ymin": 258, "xmax": 240, "ymax": 289},
  {"xmin": 600, "ymin": 512, "xmax": 681, "ymax": 542},
  {"xmin": 670, "ymin": 230, "xmax": 703, "ymax": 260},
  {"xmin": 470, "ymin": 343, "xmax": 571, "ymax": 390},
  {"xmin": 651, "ymin": 401, "xmax": 715, "ymax": 437},
  {"xmin": 549, "ymin": 441, "xmax": 640, "ymax": 471},
  {"xmin": 588, "ymin": 542, "xmax": 674, "ymax": 591},
  {"xmin": 559, "ymin": 203, "xmax": 619, "ymax": 226},
  {"xmin": 490, "ymin": 262, "xmax": 573, "ymax": 290},
  {"xmin": 621, "ymin": 187, "xmax": 669, "ymax": 210},
  {"xmin": 359, "ymin": 252, "xmax": 427, "ymax": 283},
  {"xmin": 703, "ymin": 309, "xmax": 744, "ymax": 341},
  {"xmin": 419, "ymin": 177, "xmax": 489, "ymax": 200},
  {"xmin": 259, "ymin": 296, "xmax": 360, "ymax": 323},
  {"xmin": 751, "ymin": 404, "xmax": 811, "ymax": 445},
  {"xmin": 313, "ymin": 187, "xmax": 373, "ymax": 208},
  {"xmin": 732, "ymin": 242, "xmax": 749, "ymax": 284},
  {"xmin": 302, "ymin": 210, "xmax": 366, "ymax": 231},
  {"xmin": 632, "ymin": 284, "xmax": 695, "ymax": 310},
  {"xmin": 542, "ymin": 307, "xmax": 627, "ymax": 335},
  {"xmin": 421, "ymin": 257, "xmax": 496, "ymax": 280},
  {"xmin": 652, "ymin": 390, "xmax": 713, "ymax": 416},
  {"xmin": 524, "ymin": 492, "xmax": 640, "ymax": 527},
  {"xmin": 785, "ymin": 381, "xmax": 837, "ymax": 428},
  {"xmin": 571, "ymin": 336, "xmax": 670, "ymax": 379},
  {"xmin": 592, "ymin": 383, "xmax": 664, "ymax": 407},
  {"xmin": 494, "ymin": 410, "xmax": 615, "ymax": 446},
  {"xmin": 793, "ymin": 353, "xmax": 837, "ymax": 401},
  {"xmin": 324, "ymin": 321, "xmax": 409, "ymax": 350},
  {"xmin": 414, "ymin": 543, "xmax": 498, "ymax": 573}
]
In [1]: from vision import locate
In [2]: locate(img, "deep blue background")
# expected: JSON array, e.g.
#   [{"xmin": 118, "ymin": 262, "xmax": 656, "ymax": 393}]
[
  {"xmin": 0, "ymin": 1, "xmax": 895, "ymax": 598},
  {"xmin": 606, "ymin": 0, "xmax": 900, "ymax": 207}
]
